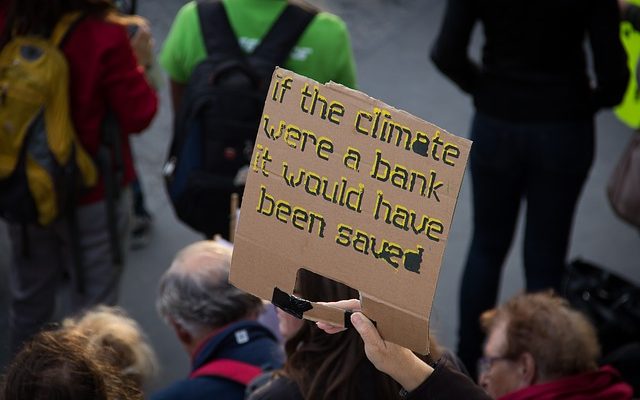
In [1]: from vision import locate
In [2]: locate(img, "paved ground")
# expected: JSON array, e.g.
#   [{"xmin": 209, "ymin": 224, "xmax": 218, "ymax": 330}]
[{"xmin": 1, "ymin": 0, "xmax": 639, "ymax": 391}]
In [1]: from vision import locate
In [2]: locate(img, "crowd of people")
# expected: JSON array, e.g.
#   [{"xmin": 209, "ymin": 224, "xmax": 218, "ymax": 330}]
[
  {"xmin": 0, "ymin": 0, "xmax": 638, "ymax": 398},
  {"xmin": 1, "ymin": 242, "xmax": 635, "ymax": 399}
]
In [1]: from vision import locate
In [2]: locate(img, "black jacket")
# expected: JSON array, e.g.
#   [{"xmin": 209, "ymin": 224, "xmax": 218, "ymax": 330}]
[
  {"xmin": 431, "ymin": 0, "xmax": 629, "ymax": 122},
  {"xmin": 406, "ymin": 362, "xmax": 492, "ymax": 400}
]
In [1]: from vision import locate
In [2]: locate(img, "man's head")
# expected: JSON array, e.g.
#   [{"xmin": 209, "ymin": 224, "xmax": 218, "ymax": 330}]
[
  {"xmin": 478, "ymin": 292, "xmax": 600, "ymax": 398},
  {"xmin": 156, "ymin": 241, "xmax": 263, "ymax": 353}
]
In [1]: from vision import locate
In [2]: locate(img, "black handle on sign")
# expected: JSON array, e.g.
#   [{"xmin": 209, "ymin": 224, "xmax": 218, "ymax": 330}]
[
  {"xmin": 271, "ymin": 287, "xmax": 312, "ymax": 319},
  {"xmin": 343, "ymin": 310, "xmax": 354, "ymax": 329}
]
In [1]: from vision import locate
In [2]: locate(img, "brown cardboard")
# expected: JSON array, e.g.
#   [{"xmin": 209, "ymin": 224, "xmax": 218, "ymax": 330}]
[{"xmin": 230, "ymin": 67, "xmax": 472, "ymax": 354}]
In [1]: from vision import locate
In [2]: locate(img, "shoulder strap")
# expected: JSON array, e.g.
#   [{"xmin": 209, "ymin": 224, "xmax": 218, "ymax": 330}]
[
  {"xmin": 50, "ymin": 12, "xmax": 85, "ymax": 48},
  {"xmin": 190, "ymin": 358, "xmax": 263, "ymax": 386},
  {"xmin": 197, "ymin": 0, "xmax": 244, "ymax": 58},
  {"xmin": 196, "ymin": 0, "xmax": 316, "ymax": 65},
  {"xmin": 251, "ymin": 3, "xmax": 316, "ymax": 66},
  {"xmin": 47, "ymin": 11, "xmax": 87, "ymax": 294}
]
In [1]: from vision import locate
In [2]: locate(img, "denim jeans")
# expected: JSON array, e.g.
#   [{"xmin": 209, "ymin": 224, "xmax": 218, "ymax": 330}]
[{"xmin": 457, "ymin": 112, "xmax": 594, "ymax": 377}]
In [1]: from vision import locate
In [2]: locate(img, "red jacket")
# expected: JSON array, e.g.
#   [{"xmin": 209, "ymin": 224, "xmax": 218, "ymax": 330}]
[
  {"xmin": 499, "ymin": 366, "xmax": 633, "ymax": 400},
  {"xmin": 62, "ymin": 15, "xmax": 157, "ymax": 204},
  {"xmin": 406, "ymin": 364, "xmax": 632, "ymax": 400}
]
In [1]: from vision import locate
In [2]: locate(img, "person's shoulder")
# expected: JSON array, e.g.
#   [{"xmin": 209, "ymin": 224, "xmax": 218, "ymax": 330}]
[
  {"xmin": 177, "ymin": 1, "xmax": 198, "ymax": 18},
  {"xmin": 76, "ymin": 15, "xmax": 128, "ymax": 36},
  {"xmin": 151, "ymin": 377, "xmax": 240, "ymax": 400},
  {"xmin": 309, "ymin": 10, "xmax": 348, "ymax": 33},
  {"xmin": 62, "ymin": 14, "xmax": 131, "ymax": 57},
  {"xmin": 226, "ymin": 322, "xmax": 283, "ymax": 364},
  {"xmin": 150, "ymin": 379, "xmax": 188, "ymax": 400},
  {"xmin": 172, "ymin": 1, "xmax": 199, "ymax": 27},
  {"xmin": 247, "ymin": 374, "xmax": 303, "ymax": 400},
  {"xmin": 302, "ymin": 9, "xmax": 350, "ymax": 46},
  {"xmin": 162, "ymin": 1, "xmax": 201, "ymax": 48}
]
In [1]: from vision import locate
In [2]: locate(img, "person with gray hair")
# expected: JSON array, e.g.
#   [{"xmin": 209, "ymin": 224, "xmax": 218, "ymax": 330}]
[{"xmin": 152, "ymin": 240, "xmax": 283, "ymax": 400}]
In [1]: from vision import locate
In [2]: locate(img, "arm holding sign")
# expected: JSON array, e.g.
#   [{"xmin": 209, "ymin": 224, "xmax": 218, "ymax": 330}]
[{"xmin": 317, "ymin": 300, "xmax": 491, "ymax": 400}]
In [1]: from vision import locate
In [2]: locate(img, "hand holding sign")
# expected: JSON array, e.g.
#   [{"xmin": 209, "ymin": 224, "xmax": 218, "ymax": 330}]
[{"xmin": 316, "ymin": 299, "xmax": 433, "ymax": 392}]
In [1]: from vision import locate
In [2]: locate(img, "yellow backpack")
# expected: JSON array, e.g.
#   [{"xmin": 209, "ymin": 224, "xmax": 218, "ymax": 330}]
[{"xmin": 0, "ymin": 13, "xmax": 97, "ymax": 226}]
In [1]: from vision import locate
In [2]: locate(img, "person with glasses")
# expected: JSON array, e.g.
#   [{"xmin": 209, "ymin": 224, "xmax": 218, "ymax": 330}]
[{"xmin": 477, "ymin": 292, "xmax": 632, "ymax": 400}]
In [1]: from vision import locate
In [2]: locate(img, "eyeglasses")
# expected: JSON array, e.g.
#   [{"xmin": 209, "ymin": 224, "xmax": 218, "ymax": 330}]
[{"xmin": 477, "ymin": 355, "xmax": 514, "ymax": 375}]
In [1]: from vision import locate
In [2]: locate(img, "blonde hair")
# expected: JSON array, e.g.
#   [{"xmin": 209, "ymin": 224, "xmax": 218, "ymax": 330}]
[{"xmin": 63, "ymin": 306, "xmax": 157, "ymax": 388}]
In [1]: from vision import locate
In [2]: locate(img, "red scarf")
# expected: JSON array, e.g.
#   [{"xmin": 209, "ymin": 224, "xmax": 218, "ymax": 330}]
[{"xmin": 499, "ymin": 366, "xmax": 632, "ymax": 400}]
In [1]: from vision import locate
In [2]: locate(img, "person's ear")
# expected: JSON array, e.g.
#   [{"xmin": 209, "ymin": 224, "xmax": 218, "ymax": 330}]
[
  {"xmin": 518, "ymin": 352, "xmax": 537, "ymax": 386},
  {"xmin": 169, "ymin": 318, "xmax": 193, "ymax": 345}
]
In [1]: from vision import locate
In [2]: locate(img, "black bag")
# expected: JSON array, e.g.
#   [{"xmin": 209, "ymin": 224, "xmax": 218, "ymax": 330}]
[
  {"xmin": 163, "ymin": 1, "xmax": 316, "ymax": 238},
  {"xmin": 563, "ymin": 259, "xmax": 640, "ymax": 355}
]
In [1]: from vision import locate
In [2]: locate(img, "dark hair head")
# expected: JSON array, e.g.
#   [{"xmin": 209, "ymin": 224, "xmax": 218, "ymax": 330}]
[
  {"xmin": 283, "ymin": 269, "xmax": 401, "ymax": 400},
  {"xmin": 4, "ymin": 0, "xmax": 113, "ymax": 39},
  {"xmin": 0, "ymin": 329, "xmax": 142, "ymax": 400}
]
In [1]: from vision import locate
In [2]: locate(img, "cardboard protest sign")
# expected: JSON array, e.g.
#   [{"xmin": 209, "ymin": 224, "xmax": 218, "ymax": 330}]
[{"xmin": 230, "ymin": 67, "xmax": 472, "ymax": 354}]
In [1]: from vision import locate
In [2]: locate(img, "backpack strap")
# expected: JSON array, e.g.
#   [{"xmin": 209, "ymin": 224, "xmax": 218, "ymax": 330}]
[
  {"xmin": 196, "ymin": 0, "xmax": 317, "ymax": 65},
  {"xmin": 98, "ymin": 112, "xmax": 124, "ymax": 268},
  {"xmin": 50, "ymin": 11, "xmax": 89, "ymax": 294},
  {"xmin": 50, "ymin": 12, "xmax": 85, "ymax": 47},
  {"xmin": 189, "ymin": 358, "xmax": 263, "ymax": 386},
  {"xmin": 52, "ymin": 12, "xmax": 125, "ymax": 271},
  {"xmin": 251, "ymin": 4, "xmax": 317, "ymax": 66},
  {"xmin": 197, "ymin": 1, "xmax": 245, "ymax": 58}
]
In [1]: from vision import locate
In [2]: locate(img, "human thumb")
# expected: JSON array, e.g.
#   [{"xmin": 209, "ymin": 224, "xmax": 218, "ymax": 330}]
[{"xmin": 351, "ymin": 312, "xmax": 382, "ymax": 348}]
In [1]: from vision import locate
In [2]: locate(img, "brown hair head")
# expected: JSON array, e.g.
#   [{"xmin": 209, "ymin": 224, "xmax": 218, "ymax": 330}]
[
  {"xmin": 283, "ymin": 269, "xmax": 401, "ymax": 400},
  {"xmin": 480, "ymin": 291, "xmax": 600, "ymax": 381},
  {"xmin": 0, "ymin": 329, "xmax": 142, "ymax": 400},
  {"xmin": 3, "ymin": 0, "xmax": 113, "ymax": 39}
]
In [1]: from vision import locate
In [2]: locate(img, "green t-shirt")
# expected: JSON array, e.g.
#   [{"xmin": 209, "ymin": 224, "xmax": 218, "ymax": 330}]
[{"xmin": 159, "ymin": 0, "xmax": 357, "ymax": 88}]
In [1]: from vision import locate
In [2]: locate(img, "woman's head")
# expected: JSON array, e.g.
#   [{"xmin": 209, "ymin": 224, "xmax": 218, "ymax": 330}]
[
  {"xmin": 478, "ymin": 292, "xmax": 600, "ymax": 398},
  {"xmin": 4, "ymin": 0, "xmax": 112, "ymax": 37},
  {"xmin": 282, "ymin": 269, "xmax": 400, "ymax": 400},
  {"xmin": 0, "ymin": 329, "xmax": 141, "ymax": 400}
]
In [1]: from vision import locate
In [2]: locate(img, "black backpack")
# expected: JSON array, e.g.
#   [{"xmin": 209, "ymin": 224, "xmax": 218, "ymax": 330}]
[
  {"xmin": 563, "ymin": 259, "xmax": 640, "ymax": 355},
  {"xmin": 163, "ymin": 0, "xmax": 316, "ymax": 238}
]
